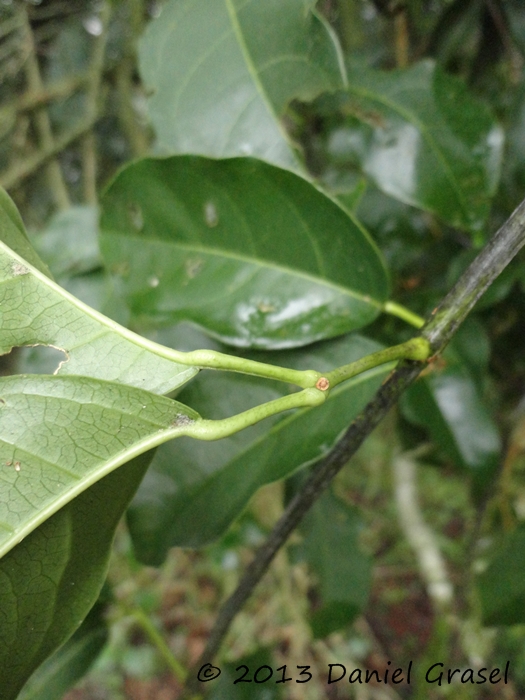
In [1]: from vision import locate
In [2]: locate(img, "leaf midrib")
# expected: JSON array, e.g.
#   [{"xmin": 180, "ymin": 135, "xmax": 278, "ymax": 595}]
[
  {"xmin": 346, "ymin": 76, "xmax": 470, "ymax": 221},
  {"xmin": 224, "ymin": 0, "xmax": 300, "ymax": 168},
  {"xmin": 105, "ymin": 232, "xmax": 385, "ymax": 308}
]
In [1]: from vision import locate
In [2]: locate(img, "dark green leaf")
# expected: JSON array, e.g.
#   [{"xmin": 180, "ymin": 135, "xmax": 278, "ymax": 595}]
[
  {"xmin": 478, "ymin": 525, "xmax": 525, "ymax": 626},
  {"xmin": 400, "ymin": 354, "xmax": 500, "ymax": 486},
  {"xmin": 323, "ymin": 60, "xmax": 503, "ymax": 233},
  {"xmin": 297, "ymin": 490, "xmax": 371, "ymax": 637},
  {"xmin": 139, "ymin": 0, "xmax": 345, "ymax": 173},
  {"xmin": 100, "ymin": 156, "xmax": 389, "ymax": 349},
  {"xmin": 17, "ymin": 595, "xmax": 108, "ymax": 700},
  {"xmin": 127, "ymin": 331, "xmax": 389, "ymax": 563},
  {"xmin": 0, "ymin": 453, "xmax": 151, "ymax": 700}
]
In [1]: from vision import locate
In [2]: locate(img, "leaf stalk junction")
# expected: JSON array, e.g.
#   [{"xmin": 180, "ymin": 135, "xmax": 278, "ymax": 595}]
[{"xmin": 180, "ymin": 337, "xmax": 431, "ymax": 441}]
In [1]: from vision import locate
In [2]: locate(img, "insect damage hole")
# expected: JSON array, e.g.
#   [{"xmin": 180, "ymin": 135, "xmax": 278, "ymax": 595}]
[{"xmin": 14, "ymin": 344, "xmax": 69, "ymax": 374}]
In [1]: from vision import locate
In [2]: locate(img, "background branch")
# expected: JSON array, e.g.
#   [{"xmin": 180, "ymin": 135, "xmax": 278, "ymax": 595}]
[{"xmin": 185, "ymin": 196, "xmax": 525, "ymax": 694}]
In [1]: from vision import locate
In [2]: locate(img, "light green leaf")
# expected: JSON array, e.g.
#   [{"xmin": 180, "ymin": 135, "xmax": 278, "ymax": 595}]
[
  {"xmin": 127, "ymin": 331, "xmax": 389, "ymax": 563},
  {"xmin": 16, "ymin": 588, "xmax": 108, "ymax": 700},
  {"xmin": 0, "ymin": 453, "xmax": 151, "ymax": 700},
  {"xmin": 100, "ymin": 156, "xmax": 389, "ymax": 349},
  {"xmin": 0, "ymin": 374, "xmax": 199, "ymax": 562},
  {"xmin": 323, "ymin": 60, "xmax": 503, "ymax": 232},
  {"xmin": 297, "ymin": 490, "xmax": 371, "ymax": 638},
  {"xmin": 139, "ymin": 0, "xmax": 346, "ymax": 173},
  {"xmin": 0, "ymin": 202, "xmax": 197, "ymax": 394},
  {"xmin": 0, "ymin": 188, "xmax": 52, "ymax": 278}
]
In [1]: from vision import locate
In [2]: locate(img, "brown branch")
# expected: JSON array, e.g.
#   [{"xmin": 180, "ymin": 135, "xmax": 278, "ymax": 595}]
[
  {"xmin": 15, "ymin": 74, "xmax": 89, "ymax": 113},
  {"xmin": 0, "ymin": 115, "xmax": 98, "ymax": 191}
]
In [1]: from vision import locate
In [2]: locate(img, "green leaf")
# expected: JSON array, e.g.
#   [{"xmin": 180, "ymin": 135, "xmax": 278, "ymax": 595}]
[
  {"xmin": 323, "ymin": 60, "xmax": 503, "ymax": 233},
  {"xmin": 0, "ymin": 374, "xmax": 199, "ymax": 561},
  {"xmin": 100, "ymin": 156, "xmax": 389, "ymax": 349},
  {"xmin": 478, "ymin": 525, "xmax": 525, "ymax": 626},
  {"xmin": 29, "ymin": 205, "xmax": 101, "ymax": 280},
  {"xmin": 26, "ymin": 204, "xmax": 131, "ymax": 327},
  {"xmin": 16, "ymin": 593, "xmax": 108, "ymax": 700},
  {"xmin": 297, "ymin": 490, "xmax": 371, "ymax": 638},
  {"xmin": 127, "ymin": 331, "xmax": 389, "ymax": 563},
  {"xmin": 400, "ymin": 353, "xmax": 501, "ymax": 487},
  {"xmin": 139, "ymin": 0, "xmax": 346, "ymax": 173},
  {"xmin": 0, "ymin": 452, "xmax": 151, "ymax": 700},
  {"xmin": 0, "ymin": 206, "xmax": 197, "ymax": 394}
]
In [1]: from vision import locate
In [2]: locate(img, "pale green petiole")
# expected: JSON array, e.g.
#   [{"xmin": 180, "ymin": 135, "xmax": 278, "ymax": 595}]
[
  {"xmin": 175, "ymin": 338, "xmax": 430, "ymax": 441},
  {"xmin": 383, "ymin": 300, "xmax": 425, "ymax": 329},
  {"xmin": 324, "ymin": 337, "xmax": 431, "ymax": 389},
  {"xmin": 179, "ymin": 349, "xmax": 322, "ymax": 388},
  {"xmin": 182, "ymin": 387, "xmax": 327, "ymax": 441}
]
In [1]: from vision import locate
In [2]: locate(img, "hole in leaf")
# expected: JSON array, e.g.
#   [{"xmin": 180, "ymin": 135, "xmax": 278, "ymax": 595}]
[{"xmin": 10, "ymin": 345, "xmax": 68, "ymax": 375}]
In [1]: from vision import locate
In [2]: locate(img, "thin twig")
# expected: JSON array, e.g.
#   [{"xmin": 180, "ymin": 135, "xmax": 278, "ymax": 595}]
[
  {"xmin": 80, "ymin": 0, "xmax": 112, "ymax": 204},
  {"xmin": 14, "ymin": 74, "xmax": 89, "ymax": 113},
  {"xmin": 22, "ymin": 8, "xmax": 70, "ymax": 209},
  {"xmin": 0, "ymin": 115, "xmax": 98, "ymax": 191},
  {"xmin": 115, "ymin": 0, "xmax": 149, "ymax": 156},
  {"xmin": 184, "ymin": 196, "xmax": 525, "ymax": 695}
]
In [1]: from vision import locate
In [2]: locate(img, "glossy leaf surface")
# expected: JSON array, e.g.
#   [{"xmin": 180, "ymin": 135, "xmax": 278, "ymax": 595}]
[
  {"xmin": 0, "ymin": 207, "xmax": 197, "ymax": 394},
  {"xmin": 401, "ymin": 353, "xmax": 500, "ymax": 486},
  {"xmin": 0, "ymin": 454, "xmax": 150, "ymax": 700},
  {"xmin": 478, "ymin": 525, "xmax": 525, "ymax": 626},
  {"xmin": 297, "ymin": 490, "xmax": 371, "ymax": 637},
  {"xmin": 100, "ymin": 156, "xmax": 388, "ymax": 349},
  {"xmin": 127, "ymin": 332, "xmax": 389, "ymax": 563},
  {"xmin": 325, "ymin": 60, "xmax": 503, "ymax": 232},
  {"xmin": 139, "ymin": 0, "xmax": 345, "ymax": 173},
  {"xmin": 0, "ymin": 374, "xmax": 199, "ymax": 561}
]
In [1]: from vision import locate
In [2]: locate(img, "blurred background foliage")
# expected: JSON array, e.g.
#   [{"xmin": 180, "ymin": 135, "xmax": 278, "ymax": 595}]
[{"xmin": 4, "ymin": 0, "xmax": 525, "ymax": 698}]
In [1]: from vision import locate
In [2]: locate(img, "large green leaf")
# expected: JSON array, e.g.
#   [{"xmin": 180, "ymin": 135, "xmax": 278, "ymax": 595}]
[
  {"xmin": 16, "ymin": 582, "xmax": 109, "ymax": 700},
  {"xmin": 100, "ymin": 156, "xmax": 389, "ymax": 349},
  {"xmin": 322, "ymin": 60, "xmax": 503, "ymax": 233},
  {"xmin": 139, "ymin": 0, "xmax": 346, "ymax": 173},
  {"xmin": 127, "ymin": 331, "xmax": 389, "ymax": 563},
  {"xmin": 0, "ymin": 453, "xmax": 151, "ymax": 700},
  {"xmin": 478, "ymin": 525, "xmax": 525, "ymax": 626},
  {"xmin": 0, "ymin": 374, "xmax": 199, "ymax": 561},
  {"xmin": 296, "ymin": 490, "xmax": 371, "ymax": 638},
  {"xmin": 400, "ymin": 350, "xmax": 500, "ymax": 488},
  {"xmin": 0, "ymin": 207, "xmax": 197, "ymax": 394}
]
